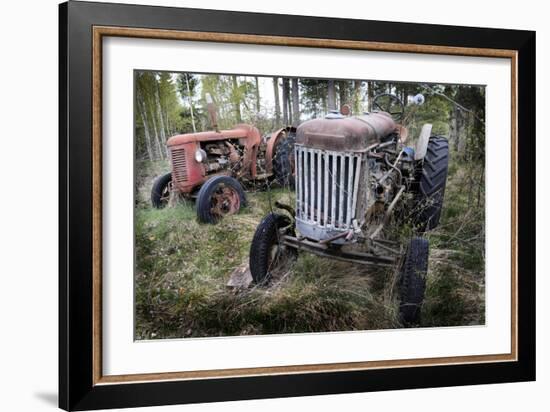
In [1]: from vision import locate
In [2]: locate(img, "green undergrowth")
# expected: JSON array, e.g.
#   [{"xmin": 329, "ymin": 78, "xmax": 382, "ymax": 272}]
[{"xmin": 135, "ymin": 151, "xmax": 485, "ymax": 339}]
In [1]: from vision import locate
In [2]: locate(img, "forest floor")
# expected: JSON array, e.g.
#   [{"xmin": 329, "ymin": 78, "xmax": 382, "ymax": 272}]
[{"xmin": 134, "ymin": 157, "xmax": 485, "ymax": 340}]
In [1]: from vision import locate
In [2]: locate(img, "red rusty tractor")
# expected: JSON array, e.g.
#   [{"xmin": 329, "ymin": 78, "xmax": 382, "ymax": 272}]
[{"xmin": 151, "ymin": 95, "xmax": 295, "ymax": 223}]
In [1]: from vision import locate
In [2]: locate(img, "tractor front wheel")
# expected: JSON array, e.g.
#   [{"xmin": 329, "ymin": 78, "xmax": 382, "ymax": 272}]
[
  {"xmin": 196, "ymin": 176, "xmax": 246, "ymax": 224},
  {"xmin": 249, "ymin": 213, "xmax": 297, "ymax": 286},
  {"xmin": 151, "ymin": 172, "xmax": 172, "ymax": 209},
  {"xmin": 398, "ymin": 237, "xmax": 429, "ymax": 326}
]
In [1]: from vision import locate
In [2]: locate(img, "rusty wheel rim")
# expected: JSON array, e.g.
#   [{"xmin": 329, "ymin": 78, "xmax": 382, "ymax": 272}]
[
  {"xmin": 266, "ymin": 231, "xmax": 292, "ymax": 278},
  {"xmin": 210, "ymin": 184, "xmax": 240, "ymax": 218},
  {"xmin": 159, "ymin": 182, "xmax": 171, "ymax": 206}
]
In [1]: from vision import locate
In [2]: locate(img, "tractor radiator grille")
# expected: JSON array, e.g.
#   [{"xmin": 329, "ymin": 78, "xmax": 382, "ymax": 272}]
[
  {"xmin": 295, "ymin": 146, "xmax": 362, "ymax": 229},
  {"xmin": 170, "ymin": 148, "xmax": 188, "ymax": 184}
]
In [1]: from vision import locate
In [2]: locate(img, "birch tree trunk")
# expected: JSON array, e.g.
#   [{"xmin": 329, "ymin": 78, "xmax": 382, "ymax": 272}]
[
  {"xmin": 154, "ymin": 81, "xmax": 168, "ymax": 158},
  {"xmin": 184, "ymin": 74, "xmax": 197, "ymax": 132},
  {"xmin": 291, "ymin": 78, "xmax": 300, "ymax": 126},
  {"xmin": 150, "ymin": 108, "xmax": 164, "ymax": 160},
  {"xmin": 231, "ymin": 75, "xmax": 242, "ymax": 123},
  {"xmin": 137, "ymin": 91, "xmax": 153, "ymax": 160},
  {"xmin": 254, "ymin": 76, "xmax": 261, "ymax": 113},
  {"xmin": 353, "ymin": 80, "xmax": 362, "ymax": 115},
  {"xmin": 273, "ymin": 77, "xmax": 281, "ymax": 125}
]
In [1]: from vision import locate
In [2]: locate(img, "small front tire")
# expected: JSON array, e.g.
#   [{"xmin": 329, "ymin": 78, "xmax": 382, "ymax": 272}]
[
  {"xmin": 196, "ymin": 176, "xmax": 246, "ymax": 224},
  {"xmin": 151, "ymin": 172, "xmax": 172, "ymax": 209},
  {"xmin": 249, "ymin": 213, "xmax": 296, "ymax": 285}
]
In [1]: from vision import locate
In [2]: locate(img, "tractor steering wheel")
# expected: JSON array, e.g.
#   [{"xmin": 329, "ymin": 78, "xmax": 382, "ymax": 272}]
[{"xmin": 372, "ymin": 93, "xmax": 405, "ymax": 122}]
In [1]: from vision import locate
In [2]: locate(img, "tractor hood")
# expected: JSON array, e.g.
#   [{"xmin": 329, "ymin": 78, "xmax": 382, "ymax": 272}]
[{"xmin": 296, "ymin": 111, "xmax": 396, "ymax": 151}]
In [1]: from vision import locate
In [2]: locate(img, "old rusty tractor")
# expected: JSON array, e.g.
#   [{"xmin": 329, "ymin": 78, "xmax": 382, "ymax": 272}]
[
  {"xmin": 249, "ymin": 93, "xmax": 449, "ymax": 325},
  {"xmin": 151, "ymin": 94, "xmax": 295, "ymax": 223}
]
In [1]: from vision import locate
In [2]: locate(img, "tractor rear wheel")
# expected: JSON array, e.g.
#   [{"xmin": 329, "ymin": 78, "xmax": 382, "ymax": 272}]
[
  {"xmin": 272, "ymin": 131, "xmax": 296, "ymax": 189},
  {"xmin": 413, "ymin": 136, "xmax": 449, "ymax": 232},
  {"xmin": 196, "ymin": 176, "xmax": 246, "ymax": 224},
  {"xmin": 398, "ymin": 237, "xmax": 429, "ymax": 326},
  {"xmin": 151, "ymin": 172, "xmax": 172, "ymax": 209},
  {"xmin": 249, "ymin": 213, "xmax": 297, "ymax": 286}
]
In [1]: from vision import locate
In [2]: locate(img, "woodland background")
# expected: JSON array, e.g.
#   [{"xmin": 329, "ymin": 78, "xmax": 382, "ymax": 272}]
[{"xmin": 134, "ymin": 71, "xmax": 486, "ymax": 339}]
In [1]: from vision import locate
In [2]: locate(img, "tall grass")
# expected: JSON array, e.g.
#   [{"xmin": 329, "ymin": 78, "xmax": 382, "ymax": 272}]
[{"xmin": 135, "ymin": 150, "xmax": 485, "ymax": 339}]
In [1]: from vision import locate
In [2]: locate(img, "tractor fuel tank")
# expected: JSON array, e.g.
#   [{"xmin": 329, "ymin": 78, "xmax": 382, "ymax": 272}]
[{"xmin": 296, "ymin": 111, "xmax": 396, "ymax": 152}]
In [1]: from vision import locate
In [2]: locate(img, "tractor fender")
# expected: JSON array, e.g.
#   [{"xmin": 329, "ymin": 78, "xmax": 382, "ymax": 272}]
[
  {"xmin": 414, "ymin": 124, "xmax": 433, "ymax": 161},
  {"xmin": 265, "ymin": 126, "xmax": 296, "ymax": 174}
]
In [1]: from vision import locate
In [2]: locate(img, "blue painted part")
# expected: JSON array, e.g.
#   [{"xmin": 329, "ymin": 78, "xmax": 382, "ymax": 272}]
[{"xmin": 403, "ymin": 146, "xmax": 415, "ymax": 161}]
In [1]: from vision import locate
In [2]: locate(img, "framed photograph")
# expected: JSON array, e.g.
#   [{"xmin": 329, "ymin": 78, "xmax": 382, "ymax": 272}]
[{"xmin": 59, "ymin": 1, "xmax": 535, "ymax": 410}]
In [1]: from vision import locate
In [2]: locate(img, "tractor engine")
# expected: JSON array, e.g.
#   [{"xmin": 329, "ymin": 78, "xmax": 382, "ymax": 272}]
[
  {"xmin": 166, "ymin": 125, "xmax": 261, "ymax": 195},
  {"xmin": 200, "ymin": 140, "xmax": 243, "ymax": 173},
  {"xmin": 294, "ymin": 111, "xmax": 409, "ymax": 243}
]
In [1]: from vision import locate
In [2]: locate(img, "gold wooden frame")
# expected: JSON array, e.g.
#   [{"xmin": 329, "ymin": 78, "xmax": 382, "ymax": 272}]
[{"xmin": 92, "ymin": 26, "xmax": 518, "ymax": 386}]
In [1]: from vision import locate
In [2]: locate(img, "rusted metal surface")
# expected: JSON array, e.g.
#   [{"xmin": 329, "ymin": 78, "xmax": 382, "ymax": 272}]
[
  {"xmin": 167, "ymin": 125, "xmax": 261, "ymax": 193},
  {"xmin": 295, "ymin": 146, "xmax": 362, "ymax": 242},
  {"xmin": 340, "ymin": 104, "xmax": 351, "ymax": 116},
  {"xmin": 210, "ymin": 184, "xmax": 241, "ymax": 217},
  {"xmin": 169, "ymin": 143, "xmax": 205, "ymax": 193},
  {"xmin": 265, "ymin": 126, "xmax": 296, "ymax": 174},
  {"xmin": 296, "ymin": 111, "xmax": 396, "ymax": 152},
  {"xmin": 282, "ymin": 235, "xmax": 396, "ymax": 267},
  {"xmin": 396, "ymin": 124, "xmax": 409, "ymax": 143}
]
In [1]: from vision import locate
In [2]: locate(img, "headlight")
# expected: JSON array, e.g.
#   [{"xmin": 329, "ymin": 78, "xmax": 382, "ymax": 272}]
[{"xmin": 194, "ymin": 148, "xmax": 207, "ymax": 163}]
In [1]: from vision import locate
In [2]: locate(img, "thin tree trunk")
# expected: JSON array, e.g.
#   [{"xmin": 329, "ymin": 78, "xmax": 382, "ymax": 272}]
[
  {"xmin": 367, "ymin": 81, "xmax": 375, "ymax": 112},
  {"xmin": 154, "ymin": 81, "xmax": 168, "ymax": 157},
  {"xmin": 450, "ymin": 105, "xmax": 459, "ymax": 151},
  {"xmin": 282, "ymin": 78, "xmax": 290, "ymax": 125},
  {"xmin": 291, "ymin": 78, "xmax": 300, "ymax": 126},
  {"xmin": 184, "ymin": 74, "xmax": 196, "ymax": 133},
  {"xmin": 353, "ymin": 80, "xmax": 362, "ymax": 115},
  {"xmin": 254, "ymin": 76, "xmax": 261, "ymax": 113},
  {"xmin": 327, "ymin": 80, "xmax": 336, "ymax": 111},
  {"xmin": 273, "ymin": 77, "xmax": 281, "ymax": 125},
  {"xmin": 163, "ymin": 108, "xmax": 172, "ymax": 137},
  {"xmin": 477, "ymin": 167, "xmax": 484, "ymax": 207},
  {"xmin": 231, "ymin": 75, "xmax": 242, "ymax": 123},
  {"xmin": 137, "ymin": 91, "xmax": 153, "ymax": 160},
  {"xmin": 457, "ymin": 110, "xmax": 467, "ymax": 155},
  {"xmin": 338, "ymin": 81, "xmax": 348, "ymax": 109},
  {"xmin": 150, "ymin": 108, "xmax": 164, "ymax": 160}
]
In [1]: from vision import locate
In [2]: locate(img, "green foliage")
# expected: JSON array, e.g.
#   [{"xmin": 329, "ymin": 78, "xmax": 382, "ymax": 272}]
[{"xmin": 135, "ymin": 71, "xmax": 486, "ymax": 164}]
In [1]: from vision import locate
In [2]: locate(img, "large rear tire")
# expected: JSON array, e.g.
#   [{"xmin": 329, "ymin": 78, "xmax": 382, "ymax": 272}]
[
  {"xmin": 151, "ymin": 172, "xmax": 172, "ymax": 209},
  {"xmin": 272, "ymin": 131, "xmax": 296, "ymax": 188},
  {"xmin": 398, "ymin": 237, "xmax": 429, "ymax": 326},
  {"xmin": 196, "ymin": 176, "xmax": 246, "ymax": 224},
  {"xmin": 249, "ymin": 213, "xmax": 296, "ymax": 285},
  {"xmin": 414, "ymin": 136, "xmax": 449, "ymax": 232}
]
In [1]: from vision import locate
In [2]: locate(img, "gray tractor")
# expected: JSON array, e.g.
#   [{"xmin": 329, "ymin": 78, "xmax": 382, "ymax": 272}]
[{"xmin": 249, "ymin": 93, "xmax": 449, "ymax": 325}]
